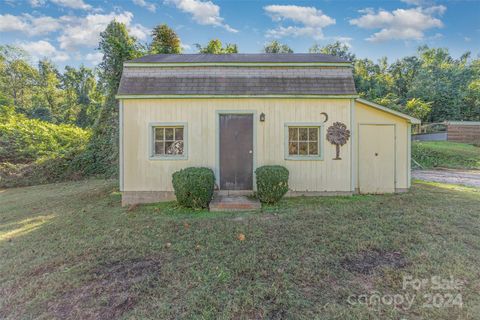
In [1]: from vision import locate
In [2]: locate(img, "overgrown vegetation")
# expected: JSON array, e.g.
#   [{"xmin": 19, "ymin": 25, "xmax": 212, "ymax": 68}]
[
  {"xmin": 412, "ymin": 141, "xmax": 480, "ymax": 169},
  {"xmin": 1, "ymin": 179, "xmax": 479, "ymax": 318},
  {"xmin": 172, "ymin": 167, "xmax": 215, "ymax": 209},
  {"xmin": 0, "ymin": 106, "xmax": 89, "ymax": 163},
  {"xmin": 0, "ymin": 106, "xmax": 90, "ymax": 187},
  {"xmin": 255, "ymin": 165, "xmax": 289, "ymax": 203}
]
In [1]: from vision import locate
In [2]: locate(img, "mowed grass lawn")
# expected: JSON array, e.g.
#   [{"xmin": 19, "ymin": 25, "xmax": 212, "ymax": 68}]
[{"xmin": 1, "ymin": 180, "xmax": 480, "ymax": 319}]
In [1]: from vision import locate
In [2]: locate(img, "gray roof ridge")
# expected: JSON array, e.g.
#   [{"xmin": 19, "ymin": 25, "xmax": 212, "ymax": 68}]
[{"xmin": 127, "ymin": 53, "xmax": 350, "ymax": 64}]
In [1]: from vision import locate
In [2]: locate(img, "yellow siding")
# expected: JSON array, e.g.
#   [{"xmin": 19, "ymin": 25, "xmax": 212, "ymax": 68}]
[
  {"xmin": 354, "ymin": 100, "xmax": 410, "ymax": 190},
  {"xmin": 122, "ymin": 98, "xmax": 352, "ymax": 192}
]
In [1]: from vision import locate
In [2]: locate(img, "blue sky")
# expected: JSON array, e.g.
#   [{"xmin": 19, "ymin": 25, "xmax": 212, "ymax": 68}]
[{"xmin": 0, "ymin": 0, "xmax": 478, "ymax": 68}]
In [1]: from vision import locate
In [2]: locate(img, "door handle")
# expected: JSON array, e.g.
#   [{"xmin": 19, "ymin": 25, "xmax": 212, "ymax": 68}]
[
  {"xmin": 375, "ymin": 152, "xmax": 379, "ymax": 156},
  {"xmin": 249, "ymin": 150, "xmax": 253, "ymax": 154}
]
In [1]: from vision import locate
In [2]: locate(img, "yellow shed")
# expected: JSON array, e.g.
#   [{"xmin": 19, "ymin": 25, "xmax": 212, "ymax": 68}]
[{"xmin": 116, "ymin": 54, "xmax": 420, "ymax": 205}]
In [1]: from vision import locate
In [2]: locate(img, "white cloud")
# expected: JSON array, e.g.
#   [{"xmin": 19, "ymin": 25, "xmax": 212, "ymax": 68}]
[
  {"xmin": 401, "ymin": 0, "xmax": 434, "ymax": 6},
  {"xmin": 165, "ymin": 0, "xmax": 237, "ymax": 33},
  {"xmin": 0, "ymin": 11, "xmax": 148, "ymax": 53},
  {"xmin": 128, "ymin": 23, "xmax": 150, "ymax": 40},
  {"xmin": 85, "ymin": 52, "xmax": 103, "ymax": 65},
  {"xmin": 133, "ymin": 0, "xmax": 156, "ymax": 12},
  {"xmin": 29, "ymin": 0, "xmax": 46, "ymax": 7},
  {"xmin": 0, "ymin": 14, "xmax": 61, "ymax": 36},
  {"xmin": 58, "ymin": 11, "xmax": 149, "ymax": 51},
  {"xmin": 264, "ymin": 5, "xmax": 335, "ymax": 40},
  {"xmin": 350, "ymin": 5, "xmax": 446, "ymax": 42},
  {"xmin": 51, "ymin": 0, "xmax": 92, "ymax": 10},
  {"xmin": 333, "ymin": 36, "xmax": 353, "ymax": 47},
  {"xmin": 18, "ymin": 40, "xmax": 69, "ymax": 62},
  {"xmin": 181, "ymin": 43, "xmax": 192, "ymax": 51}
]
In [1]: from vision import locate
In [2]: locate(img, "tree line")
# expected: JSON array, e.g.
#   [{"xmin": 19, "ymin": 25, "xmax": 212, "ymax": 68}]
[{"xmin": 1, "ymin": 21, "xmax": 479, "ymax": 180}]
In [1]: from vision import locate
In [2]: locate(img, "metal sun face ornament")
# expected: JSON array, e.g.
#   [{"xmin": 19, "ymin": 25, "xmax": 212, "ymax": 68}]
[{"xmin": 326, "ymin": 122, "xmax": 351, "ymax": 160}]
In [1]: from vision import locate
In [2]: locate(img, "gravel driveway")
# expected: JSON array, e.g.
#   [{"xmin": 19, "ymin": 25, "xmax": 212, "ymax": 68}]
[{"xmin": 412, "ymin": 169, "xmax": 480, "ymax": 188}]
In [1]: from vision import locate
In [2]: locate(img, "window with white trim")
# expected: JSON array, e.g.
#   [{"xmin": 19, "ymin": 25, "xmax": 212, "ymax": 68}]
[
  {"xmin": 287, "ymin": 126, "xmax": 321, "ymax": 157},
  {"xmin": 153, "ymin": 126, "xmax": 185, "ymax": 157}
]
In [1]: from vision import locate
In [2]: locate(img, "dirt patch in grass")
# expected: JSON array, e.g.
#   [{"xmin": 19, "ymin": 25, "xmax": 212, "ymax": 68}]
[
  {"xmin": 47, "ymin": 257, "xmax": 162, "ymax": 320},
  {"xmin": 341, "ymin": 249, "xmax": 407, "ymax": 275}
]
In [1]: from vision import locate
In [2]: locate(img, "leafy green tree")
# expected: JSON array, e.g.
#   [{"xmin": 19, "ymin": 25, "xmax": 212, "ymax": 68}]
[
  {"xmin": 32, "ymin": 59, "xmax": 64, "ymax": 123},
  {"xmin": 62, "ymin": 65, "xmax": 103, "ymax": 128},
  {"xmin": 388, "ymin": 56, "xmax": 421, "ymax": 104},
  {"xmin": 150, "ymin": 24, "xmax": 182, "ymax": 54},
  {"xmin": 83, "ymin": 20, "xmax": 143, "ymax": 176},
  {"xmin": 0, "ymin": 45, "xmax": 38, "ymax": 114},
  {"xmin": 263, "ymin": 40, "xmax": 293, "ymax": 53},
  {"xmin": 354, "ymin": 58, "xmax": 392, "ymax": 101},
  {"xmin": 309, "ymin": 41, "xmax": 355, "ymax": 61},
  {"xmin": 408, "ymin": 46, "xmax": 472, "ymax": 121},
  {"xmin": 196, "ymin": 39, "xmax": 238, "ymax": 54},
  {"xmin": 404, "ymin": 98, "xmax": 432, "ymax": 121},
  {"xmin": 463, "ymin": 58, "xmax": 480, "ymax": 120}
]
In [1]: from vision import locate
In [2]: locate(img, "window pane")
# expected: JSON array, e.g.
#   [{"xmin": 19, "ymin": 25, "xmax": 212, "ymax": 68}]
[
  {"xmin": 299, "ymin": 142, "xmax": 308, "ymax": 155},
  {"xmin": 165, "ymin": 141, "xmax": 174, "ymax": 154},
  {"xmin": 288, "ymin": 142, "xmax": 298, "ymax": 155},
  {"xmin": 155, "ymin": 142, "xmax": 165, "ymax": 155},
  {"xmin": 308, "ymin": 142, "xmax": 318, "ymax": 155},
  {"xmin": 155, "ymin": 128, "xmax": 164, "ymax": 140},
  {"xmin": 165, "ymin": 128, "xmax": 174, "ymax": 140},
  {"xmin": 308, "ymin": 128, "xmax": 318, "ymax": 141},
  {"xmin": 299, "ymin": 128, "xmax": 308, "ymax": 140},
  {"xmin": 175, "ymin": 127, "xmax": 184, "ymax": 141},
  {"xmin": 289, "ymin": 127, "xmax": 298, "ymax": 141}
]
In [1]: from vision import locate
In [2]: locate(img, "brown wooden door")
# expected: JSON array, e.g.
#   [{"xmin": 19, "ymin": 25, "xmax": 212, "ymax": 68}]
[{"xmin": 219, "ymin": 114, "xmax": 253, "ymax": 190}]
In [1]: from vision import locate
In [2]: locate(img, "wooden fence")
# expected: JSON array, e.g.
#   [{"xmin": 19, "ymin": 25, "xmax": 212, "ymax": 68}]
[{"xmin": 447, "ymin": 121, "xmax": 480, "ymax": 144}]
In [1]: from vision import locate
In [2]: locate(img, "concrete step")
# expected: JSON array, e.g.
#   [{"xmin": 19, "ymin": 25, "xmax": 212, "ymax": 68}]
[{"xmin": 209, "ymin": 194, "xmax": 261, "ymax": 212}]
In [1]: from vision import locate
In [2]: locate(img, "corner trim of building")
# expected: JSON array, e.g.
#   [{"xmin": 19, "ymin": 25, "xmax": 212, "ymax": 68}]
[
  {"xmin": 350, "ymin": 98, "xmax": 355, "ymax": 192},
  {"xmin": 407, "ymin": 123, "xmax": 412, "ymax": 188},
  {"xmin": 119, "ymin": 100, "xmax": 124, "ymax": 192}
]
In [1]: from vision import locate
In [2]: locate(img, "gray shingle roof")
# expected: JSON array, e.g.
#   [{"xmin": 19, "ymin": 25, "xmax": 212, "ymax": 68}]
[
  {"xmin": 117, "ymin": 76, "xmax": 356, "ymax": 95},
  {"xmin": 127, "ymin": 53, "xmax": 350, "ymax": 64}
]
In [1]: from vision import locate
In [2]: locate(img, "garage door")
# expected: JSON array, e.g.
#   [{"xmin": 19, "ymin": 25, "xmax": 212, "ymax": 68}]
[{"xmin": 358, "ymin": 124, "xmax": 395, "ymax": 193}]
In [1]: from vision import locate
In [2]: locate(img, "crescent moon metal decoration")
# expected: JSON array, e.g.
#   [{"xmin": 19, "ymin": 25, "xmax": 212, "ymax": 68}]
[{"xmin": 320, "ymin": 112, "xmax": 328, "ymax": 123}]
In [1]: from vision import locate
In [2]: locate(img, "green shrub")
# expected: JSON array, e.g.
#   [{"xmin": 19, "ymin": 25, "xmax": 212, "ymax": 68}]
[
  {"xmin": 172, "ymin": 167, "xmax": 215, "ymax": 209},
  {"xmin": 255, "ymin": 165, "xmax": 289, "ymax": 204},
  {"xmin": 0, "ymin": 106, "xmax": 90, "ymax": 164}
]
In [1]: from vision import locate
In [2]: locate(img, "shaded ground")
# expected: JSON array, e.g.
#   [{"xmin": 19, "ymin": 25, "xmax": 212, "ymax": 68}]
[
  {"xmin": 413, "ymin": 169, "xmax": 480, "ymax": 188},
  {"xmin": 1, "ymin": 179, "xmax": 480, "ymax": 319}
]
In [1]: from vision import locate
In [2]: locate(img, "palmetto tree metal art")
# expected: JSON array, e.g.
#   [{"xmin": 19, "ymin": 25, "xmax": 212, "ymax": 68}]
[{"xmin": 326, "ymin": 122, "xmax": 351, "ymax": 160}]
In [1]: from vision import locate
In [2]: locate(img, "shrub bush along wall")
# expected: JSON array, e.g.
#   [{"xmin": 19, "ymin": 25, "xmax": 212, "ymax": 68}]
[
  {"xmin": 172, "ymin": 167, "xmax": 215, "ymax": 209},
  {"xmin": 255, "ymin": 165, "xmax": 289, "ymax": 204}
]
